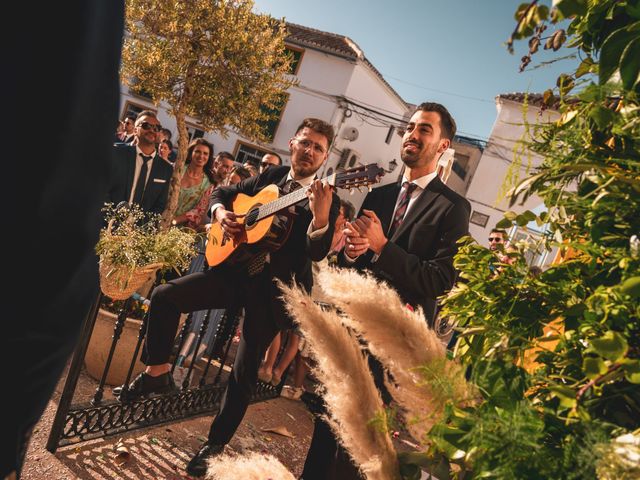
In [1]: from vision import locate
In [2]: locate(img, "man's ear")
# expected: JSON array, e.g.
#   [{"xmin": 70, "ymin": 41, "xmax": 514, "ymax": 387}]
[
  {"xmin": 437, "ymin": 138, "xmax": 451, "ymax": 155},
  {"xmin": 288, "ymin": 137, "xmax": 295, "ymax": 153}
]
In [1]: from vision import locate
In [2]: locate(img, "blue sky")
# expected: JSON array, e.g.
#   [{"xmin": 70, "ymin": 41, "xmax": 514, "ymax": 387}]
[{"xmin": 253, "ymin": 0, "xmax": 574, "ymax": 140}]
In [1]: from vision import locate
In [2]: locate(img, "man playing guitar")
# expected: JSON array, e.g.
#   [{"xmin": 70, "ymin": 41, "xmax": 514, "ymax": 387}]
[{"xmin": 114, "ymin": 118, "xmax": 340, "ymax": 477}]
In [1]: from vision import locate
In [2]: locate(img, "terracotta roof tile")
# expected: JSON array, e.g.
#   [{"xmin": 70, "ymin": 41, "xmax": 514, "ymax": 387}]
[{"xmin": 285, "ymin": 23, "xmax": 406, "ymax": 106}]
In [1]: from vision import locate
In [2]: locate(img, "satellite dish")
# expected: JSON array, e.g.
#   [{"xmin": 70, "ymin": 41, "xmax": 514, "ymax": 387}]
[{"xmin": 341, "ymin": 126, "xmax": 359, "ymax": 142}]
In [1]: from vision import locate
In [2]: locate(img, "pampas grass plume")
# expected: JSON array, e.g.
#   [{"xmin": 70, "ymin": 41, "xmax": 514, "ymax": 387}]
[
  {"xmin": 316, "ymin": 264, "xmax": 474, "ymax": 440},
  {"xmin": 205, "ymin": 452, "xmax": 295, "ymax": 480},
  {"xmin": 278, "ymin": 280, "xmax": 401, "ymax": 480}
]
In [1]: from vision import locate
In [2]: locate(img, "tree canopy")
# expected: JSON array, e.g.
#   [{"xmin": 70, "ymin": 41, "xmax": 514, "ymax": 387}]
[{"xmin": 122, "ymin": 0, "xmax": 296, "ymax": 224}]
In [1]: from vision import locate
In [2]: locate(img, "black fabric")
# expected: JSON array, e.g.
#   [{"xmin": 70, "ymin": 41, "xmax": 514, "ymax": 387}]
[
  {"xmin": 107, "ymin": 145, "xmax": 173, "ymax": 215},
  {"xmin": 2, "ymin": 1, "xmax": 125, "ymax": 477},
  {"xmin": 340, "ymin": 177, "xmax": 471, "ymax": 325},
  {"xmin": 132, "ymin": 154, "xmax": 152, "ymax": 205},
  {"xmin": 305, "ymin": 176, "xmax": 472, "ymax": 479}
]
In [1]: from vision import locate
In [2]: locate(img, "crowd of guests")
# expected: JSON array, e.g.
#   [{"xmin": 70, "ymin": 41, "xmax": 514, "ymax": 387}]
[{"xmin": 107, "ymin": 106, "xmax": 539, "ymax": 479}]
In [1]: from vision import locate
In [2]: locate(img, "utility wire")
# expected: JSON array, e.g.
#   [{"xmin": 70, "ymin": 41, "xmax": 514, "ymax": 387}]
[{"xmin": 381, "ymin": 73, "xmax": 495, "ymax": 104}]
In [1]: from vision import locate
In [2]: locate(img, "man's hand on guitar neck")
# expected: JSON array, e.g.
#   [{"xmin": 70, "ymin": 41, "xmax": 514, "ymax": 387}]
[
  {"xmin": 307, "ymin": 179, "xmax": 333, "ymax": 231},
  {"xmin": 215, "ymin": 208, "xmax": 245, "ymax": 242}
]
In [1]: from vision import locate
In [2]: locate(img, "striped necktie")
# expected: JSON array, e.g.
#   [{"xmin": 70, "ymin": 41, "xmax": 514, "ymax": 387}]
[{"xmin": 388, "ymin": 182, "xmax": 417, "ymax": 238}]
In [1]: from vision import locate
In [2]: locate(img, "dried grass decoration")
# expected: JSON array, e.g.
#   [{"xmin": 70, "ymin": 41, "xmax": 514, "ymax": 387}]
[{"xmin": 96, "ymin": 203, "xmax": 198, "ymax": 300}]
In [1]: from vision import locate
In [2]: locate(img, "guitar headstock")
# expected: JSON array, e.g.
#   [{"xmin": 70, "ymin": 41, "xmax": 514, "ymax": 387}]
[{"xmin": 332, "ymin": 163, "xmax": 385, "ymax": 191}]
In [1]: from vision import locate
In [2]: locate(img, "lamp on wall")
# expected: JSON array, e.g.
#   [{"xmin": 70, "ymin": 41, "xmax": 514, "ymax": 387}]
[{"xmin": 386, "ymin": 158, "xmax": 398, "ymax": 173}]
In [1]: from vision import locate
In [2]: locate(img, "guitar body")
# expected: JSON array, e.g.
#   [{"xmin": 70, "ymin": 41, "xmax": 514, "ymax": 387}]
[
  {"xmin": 204, "ymin": 163, "xmax": 385, "ymax": 268},
  {"xmin": 205, "ymin": 184, "xmax": 295, "ymax": 267}
]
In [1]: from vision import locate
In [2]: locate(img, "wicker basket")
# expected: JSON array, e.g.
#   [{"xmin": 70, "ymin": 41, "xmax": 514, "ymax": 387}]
[{"xmin": 99, "ymin": 261, "xmax": 164, "ymax": 300}]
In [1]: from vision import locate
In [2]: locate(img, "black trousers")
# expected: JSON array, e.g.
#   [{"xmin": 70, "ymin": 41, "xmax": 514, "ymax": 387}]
[
  {"xmin": 301, "ymin": 352, "xmax": 391, "ymax": 480},
  {"xmin": 146, "ymin": 266, "xmax": 279, "ymax": 445},
  {"xmin": 302, "ymin": 413, "xmax": 363, "ymax": 480}
]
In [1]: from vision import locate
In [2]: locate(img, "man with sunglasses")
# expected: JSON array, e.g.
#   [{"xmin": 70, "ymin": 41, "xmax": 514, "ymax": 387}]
[
  {"xmin": 488, "ymin": 228, "xmax": 507, "ymax": 251},
  {"xmin": 259, "ymin": 152, "xmax": 282, "ymax": 174},
  {"xmin": 107, "ymin": 110, "xmax": 173, "ymax": 214}
]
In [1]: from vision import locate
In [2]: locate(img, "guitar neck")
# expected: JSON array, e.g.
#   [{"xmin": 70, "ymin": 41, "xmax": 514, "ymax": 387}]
[
  {"xmin": 256, "ymin": 187, "xmax": 309, "ymax": 221},
  {"xmin": 253, "ymin": 165, "xmax": 383, "ymax": 222}
]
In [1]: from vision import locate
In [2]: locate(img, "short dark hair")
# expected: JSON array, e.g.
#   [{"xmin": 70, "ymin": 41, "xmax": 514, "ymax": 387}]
[
  {"xmin": 490, "ymin": 228, "xmax": 507, "ymax": 235},
  {"xmin": 216, "ymin": 151, "xmax": 235, "ymax": 163},
  {"xmin": 295, "ymin": 118, "xmax": 334, "ymax": 148},
  {"xmin": 161, "ymin": 128, "xmax": 172, "ymax": 140},
  {"xmin": 229, "ymin": 165, "xmax": 252, "ymax": 182},
  {"xmin": 340, "ymin": 199, "xmax": 356, "ymax": 222},
  {"xmin": 414, "ymin": 102, "xmax": 456, "ymax": 140},
  {"xmin": 160, "ymin": 138, "xmax": 173, "ymax": 150},
  {"xmin": 265, "ymin": 152, "xmax": 282, "ymax": 165},
  {"xmin": 135, "ymin": 110, "xmax": 157, "ymax": 122}
]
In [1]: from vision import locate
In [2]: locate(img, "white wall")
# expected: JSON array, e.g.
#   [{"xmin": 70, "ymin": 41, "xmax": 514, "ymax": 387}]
[
  {"xmin": 329, "ymin": 60, "xmax": 409, "ymax": 210},
  {"xmin": 466, "ymin": 98, "xmax": 559, "ymax": 253},
  {"xmin": 119, "ymin": 44, "xmax": 410, "ymax": 213}
]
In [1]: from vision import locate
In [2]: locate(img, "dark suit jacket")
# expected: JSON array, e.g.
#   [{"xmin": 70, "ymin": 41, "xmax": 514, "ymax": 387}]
[
  {"xmin": 107, "ymin": 144, "xmax": 173, "ymax": 215},
  {"xmin": 211, "ymin": 165, "xmax": 340, "ymax": 294},
  {"xmin": 345, "ymin": 176, "xmax": 471, "ymax": 324}
]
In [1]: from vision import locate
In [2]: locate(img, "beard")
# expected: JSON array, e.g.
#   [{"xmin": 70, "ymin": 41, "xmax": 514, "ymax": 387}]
[
  {"xmin": 291, "ymin": 153, "xmax": 319, "ymax": 178},
  {"xmin": 401, "ymin": 141, "xmax": 440, "ymax": 169}
]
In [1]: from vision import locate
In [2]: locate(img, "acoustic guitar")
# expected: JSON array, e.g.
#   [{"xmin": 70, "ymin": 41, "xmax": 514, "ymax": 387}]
[{"xmin": 205, "ymin": 163, "xmax": 385, "ymax": 267}]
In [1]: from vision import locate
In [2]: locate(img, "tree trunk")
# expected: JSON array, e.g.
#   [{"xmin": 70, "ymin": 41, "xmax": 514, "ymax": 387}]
[{"xmin": 160, "ymin": 104, "xmax": 190, "ymax": 230}]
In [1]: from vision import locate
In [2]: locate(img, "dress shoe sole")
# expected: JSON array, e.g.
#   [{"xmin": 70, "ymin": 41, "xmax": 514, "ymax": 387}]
[{"xmin": 115, "ymin": 384, "xmax": 178, "ymax": 403}]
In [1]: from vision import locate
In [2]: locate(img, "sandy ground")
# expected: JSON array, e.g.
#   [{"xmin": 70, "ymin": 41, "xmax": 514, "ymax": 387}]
[{"xmin": 21, "ymin": 366, "xmax": 314, "ymax": 480}]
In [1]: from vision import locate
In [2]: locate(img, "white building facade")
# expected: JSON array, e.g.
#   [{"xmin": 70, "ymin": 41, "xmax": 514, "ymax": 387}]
[
  {"xmin": 118, "ymin": 23, "xmax": 410, "ymax": 210},
  {"xmin": 465, "ymin": 93, "xmax": 560, "ymax": 266}
]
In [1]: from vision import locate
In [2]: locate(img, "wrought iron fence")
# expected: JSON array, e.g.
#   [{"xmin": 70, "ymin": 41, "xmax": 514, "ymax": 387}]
[{"xmin": 46, "ymin": 249, "xmax": 283, "ymax": 452}]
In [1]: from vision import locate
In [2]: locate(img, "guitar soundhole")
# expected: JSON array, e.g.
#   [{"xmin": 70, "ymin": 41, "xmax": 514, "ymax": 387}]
[{"xmin": 245, "ymin": 207, "xmax": 260, "ymax": 228}]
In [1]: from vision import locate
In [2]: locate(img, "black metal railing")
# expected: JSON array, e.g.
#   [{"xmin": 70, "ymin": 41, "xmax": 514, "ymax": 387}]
[{"xmin": 46, "ymin": 248, "xmax": 283, "ymax": 452}]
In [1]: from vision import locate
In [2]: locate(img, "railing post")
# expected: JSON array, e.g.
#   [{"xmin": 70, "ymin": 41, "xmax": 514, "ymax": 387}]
[{"xmin": 46, "ymin": 290, "xmax": 102, "ymax": 453}]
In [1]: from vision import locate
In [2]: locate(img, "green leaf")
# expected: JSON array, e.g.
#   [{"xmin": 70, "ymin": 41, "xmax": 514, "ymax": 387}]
[
  {"xmin": 536, "ymin": 5, "xmax": 550, "ymax": 21},
  {"xmin": 589, "ymin": 105, "xmax": 615, "ymax": 129},
  {"xmin": 590, "ymin": 331, "xmax": 628, "ymax": 361},
  {"xmin": 553, "ymin": 0, "xmax": 588, "ymax": 20},
  {"xmin": 575, "ymin": 57, "xmax": 595, "ymax": 78},
  {"xmin": 521, "ymin": 210, "xmax": 537, "ymax": 222},
  {"xmin": 628, "ymin": 2, "xmax": 640, "ymax": 20},
  {"xmin": 620, "ymin": 358, "xmax": 640, "ymax": 384},
  {"xmin": 620, "ymin": 37, "xmax": 640, "ymax": 90},
  {"xmin": 564, "ymin": 303, "xmax": 586, "ymax": 317},
  {"xmin": 496, "ymin": 218, "xmax": 513, "ymax": 229},
  {"xmin": 619, "ymin": 276, "xmax": 640, "ymax": 298},
  {"xmin": 549, "ymin": 385, "xmax": 577, "ymax": 408},
  {"xmin": 515, "ymin": 214, "xmax": 530, "ymax": 226},
  {"xmin": 504, "ymin": 210, "xmax": 518, "ymax": 221},
  {"xmin": 599, "ymin": 26, "xmax": 639, "ymax": 85},
  {"xmin": 583, "ymin": 357, "xmax": 607, "ymax": 379}
]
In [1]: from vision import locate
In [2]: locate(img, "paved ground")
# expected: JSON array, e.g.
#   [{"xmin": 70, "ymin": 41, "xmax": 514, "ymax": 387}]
[{"xmin": 22, "ymin": 366, "xmax": 314, "ymax": 480}]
